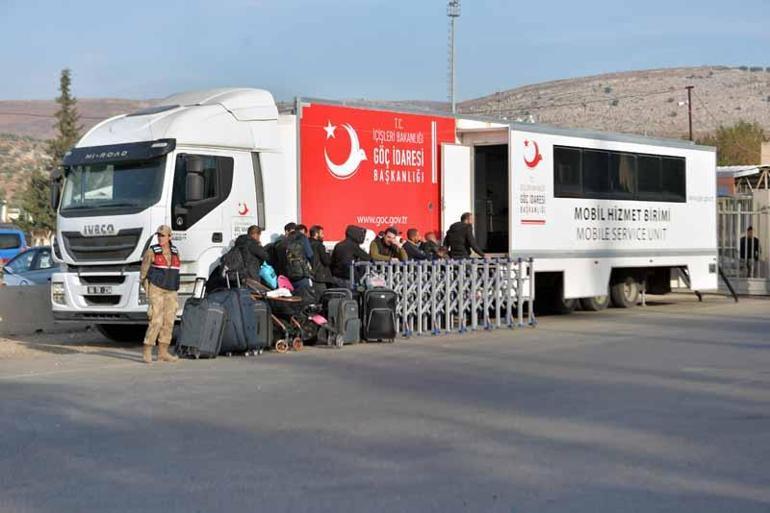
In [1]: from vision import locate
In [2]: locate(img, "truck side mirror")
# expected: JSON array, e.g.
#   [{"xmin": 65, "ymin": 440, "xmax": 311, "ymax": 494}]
[
  {"xmin": 50, "ymin": 178, "xmax": 61, "ymax": 211},
  {"xmin": 185, "ymin": 172, "xmax": 205, "ymax": 203}
]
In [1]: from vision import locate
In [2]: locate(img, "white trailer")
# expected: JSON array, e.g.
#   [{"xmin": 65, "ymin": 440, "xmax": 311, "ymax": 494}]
[
  {"xmin": 451, "ymin": 120, "xmax": 717, "ymax": 311},
  {"xmin": 49, "ymin": 88, "xmax": 717, "ymax": 340}
]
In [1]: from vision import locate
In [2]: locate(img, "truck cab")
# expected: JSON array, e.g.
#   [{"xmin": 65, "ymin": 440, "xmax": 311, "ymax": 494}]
[{"xmin": 50, "ymin": 88, "xmax": 296, "ymax": 341}]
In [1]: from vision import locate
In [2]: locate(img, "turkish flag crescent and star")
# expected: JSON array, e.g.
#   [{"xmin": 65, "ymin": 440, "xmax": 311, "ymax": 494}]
[{"xmin": 300, "ymin": 103, "xmax": 456, "ymax": 241}]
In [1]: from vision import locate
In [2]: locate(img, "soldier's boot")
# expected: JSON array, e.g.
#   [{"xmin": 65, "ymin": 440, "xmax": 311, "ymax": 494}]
[
  {"xmin": 158, "ymin": 343, "xmax": 178, "ymax": 363},
  {"xmin": 142, "ymin": 344, "xmax": 154, "ymax": 364}
]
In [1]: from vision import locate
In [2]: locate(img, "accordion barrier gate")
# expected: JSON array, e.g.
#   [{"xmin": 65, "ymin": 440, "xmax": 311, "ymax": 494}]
[{"xmin": 350, "ymin": 257, "xmax": 536, "ymax": 337}]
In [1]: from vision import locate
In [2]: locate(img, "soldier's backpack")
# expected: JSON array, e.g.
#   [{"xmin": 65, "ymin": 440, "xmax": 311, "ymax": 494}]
[{"xmin": 285, "ymin": 237, "xmax": 312, "ymax": 281}]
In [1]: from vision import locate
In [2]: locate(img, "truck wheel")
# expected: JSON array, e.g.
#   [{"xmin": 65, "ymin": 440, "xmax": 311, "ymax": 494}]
[
  {"xmin": 580, "ymin": 295, "xmax": 610, "ymax": 311},
  {"xmin": 95, "ymin": 324, "xmax": 147, "ymax": 343},
  {"xmin": 610, "ymin": 277, "xmax": 639, "ymax": 308}
]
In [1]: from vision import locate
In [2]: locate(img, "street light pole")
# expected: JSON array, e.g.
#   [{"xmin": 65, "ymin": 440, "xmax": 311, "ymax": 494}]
[
  {"xmin": 447, "ymin": 1, "xmax": 460, "ymax": 114},
  {"xmin": 686, "ymin": 85, "xmax": 694, "ymax": 141}
]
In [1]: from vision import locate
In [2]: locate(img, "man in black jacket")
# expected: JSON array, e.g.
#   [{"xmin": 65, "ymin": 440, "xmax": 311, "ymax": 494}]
[
  {"xmin": 331, "ymin": 225, "xmax": 371, "ymax": 282},
  {"xmin": 266, "ymin": 222, "xmax": 296, "ymax": 277},
  {"xmin": 444, "ymin": 212, "xmax": 485, "ymax": 259},
  {"xmin": 403, "ymin": 228, "xmax": 429, "ymax": 260},
  {"xmin": 420, "ymin": 231, "xmax": 441, "ymax": 258},
  {"xmin": 309, "ymin": 225, "xmax": 336, "ymax": 291},
  {"xmin": 234, "ymin": 225, "xmax": 269, "ymax": 283}
]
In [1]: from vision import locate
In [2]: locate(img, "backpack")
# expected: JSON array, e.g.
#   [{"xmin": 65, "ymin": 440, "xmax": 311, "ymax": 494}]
[
  {"xmin": 285, "ymin": 237, "xmax": 311, "ymax": 281},
  {"xmin": 222, "ymin": 245, "xmax": 246, "ymax": 278}
]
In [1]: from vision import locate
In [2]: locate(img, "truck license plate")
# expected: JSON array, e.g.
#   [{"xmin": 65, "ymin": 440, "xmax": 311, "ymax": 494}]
[{"xmin": 86, "ymin": 286, "xmax": 113, "ymax": 295}]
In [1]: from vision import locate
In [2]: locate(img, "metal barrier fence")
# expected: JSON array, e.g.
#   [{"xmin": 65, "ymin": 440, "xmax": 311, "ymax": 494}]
[
  {"xmin": 717, "ymin": 198, "xmax": 769, "ymax": 280},
  {"xmin": 350, "ymin": 257, "xmax": 535, "ymax": 337}
]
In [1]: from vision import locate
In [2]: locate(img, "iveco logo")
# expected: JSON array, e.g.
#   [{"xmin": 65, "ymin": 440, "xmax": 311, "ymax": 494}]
[{"xmin": 81, "ymin": 224, "xmax": 116, "ymax": 236}]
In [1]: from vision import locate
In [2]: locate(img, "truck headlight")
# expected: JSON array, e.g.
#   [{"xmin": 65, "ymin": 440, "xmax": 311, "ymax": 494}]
[
  {"xmin": 138, "ymin": 284, "xmax": 148, "ymax": 305},
  {"xmin": 51, "ymin": 282, "xmax": 66, "ymax": 305}
]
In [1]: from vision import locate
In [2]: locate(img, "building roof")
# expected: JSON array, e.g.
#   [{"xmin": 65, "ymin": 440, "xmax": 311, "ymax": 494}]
[{"xmin": 716, "ymin": 165, "xmax": 770, "ymax": 178}]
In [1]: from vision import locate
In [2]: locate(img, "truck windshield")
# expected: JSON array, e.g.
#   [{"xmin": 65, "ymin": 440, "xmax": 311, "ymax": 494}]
[{"xmin": 61, "ymin": 157, "xmax": 166, "ymax": 213}]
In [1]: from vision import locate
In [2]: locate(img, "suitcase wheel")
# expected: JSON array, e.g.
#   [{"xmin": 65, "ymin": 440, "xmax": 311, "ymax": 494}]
[
  {"xmin": 275, "ymin": 340, "xmax": 289, "ymax": 354},
  {"xmin": 335, "ymin": 334, "xmax": 345, "ymax": 349}
]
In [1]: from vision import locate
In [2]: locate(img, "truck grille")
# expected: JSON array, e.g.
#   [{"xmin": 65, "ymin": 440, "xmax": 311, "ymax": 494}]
[
  {"xmin": 84, "ymin": 295, "xmax": 122, "ymax": 306},
  {"xmin": 62, "ymin": 229, "xmax": 143, "ymax": 262}
]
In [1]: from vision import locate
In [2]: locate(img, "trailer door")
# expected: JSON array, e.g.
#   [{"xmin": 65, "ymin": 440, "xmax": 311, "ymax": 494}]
[{"xmin": 441, "ymin": 144, "xmax": 472, "ymax": 231}]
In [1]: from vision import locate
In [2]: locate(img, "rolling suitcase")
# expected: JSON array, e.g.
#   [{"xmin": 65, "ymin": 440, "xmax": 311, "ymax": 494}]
[
  {"xmin": 208, "ymin": 288, "xmax": 271, "ymax": 355},
  {"xmin": 318, "ymin": 297, "xmax": 360, "ymax": 347},
  {"xmin": 176, "ymin": 297, "xmax": 227, "ymax": 359},
  {"xmin": 321, "ymin": 288, "xmax": 353, "ymax": 316},
  {"xmin": 361, "ymin": 288, "xmax": 397, "ymax": 342},
  {"xmin": 241, "ymin": 291, "xmax": 272, "ymax": 351}
]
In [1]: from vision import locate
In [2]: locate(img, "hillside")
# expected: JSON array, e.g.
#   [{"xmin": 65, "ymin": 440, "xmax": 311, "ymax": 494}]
[
  {"xmin": 0, "ymin": 135, "xmax": 48, "ymax": 202},
  {"xmin": 460, "ymin": 66, "xmax": 770, "ymax": 138},
  {"xmin": 0, "ymin": 98, "xmax": 148, "ymax": 140}
]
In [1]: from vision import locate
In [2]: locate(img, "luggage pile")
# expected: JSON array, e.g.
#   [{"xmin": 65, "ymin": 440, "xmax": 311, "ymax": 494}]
[{"xmin": 176, "ymin": 272, "xmax": 398, "ymax": 359}]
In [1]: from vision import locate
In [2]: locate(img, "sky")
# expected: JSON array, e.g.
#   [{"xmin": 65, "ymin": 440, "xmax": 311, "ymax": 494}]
[{"xmin": 0, "ymin": 0, "xmax": 768, "ymax": 101}]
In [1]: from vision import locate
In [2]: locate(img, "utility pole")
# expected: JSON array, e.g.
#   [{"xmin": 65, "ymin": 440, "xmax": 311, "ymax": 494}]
[
  {"xmin": 447, "ymin": 0, "xmax": 460, "ymax": 114},
  {"xmin": 686, "ymin": 85, "xmax": 694, "ymax": 141}
]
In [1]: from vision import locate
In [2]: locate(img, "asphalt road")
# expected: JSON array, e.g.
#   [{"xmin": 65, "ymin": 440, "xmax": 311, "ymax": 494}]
[{"xmin": 1, "ymin": 294, "xmax": 769, "ymax": 513}]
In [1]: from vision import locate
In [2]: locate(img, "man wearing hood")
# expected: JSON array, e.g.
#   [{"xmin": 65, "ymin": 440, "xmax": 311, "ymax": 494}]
[
  {"xmin": 444, "ymin": 212, "xmax": 485, "ymax": 259},
  {"xmin": 331, "ymin": 225, "xmax": 372, "ymax": 282}
]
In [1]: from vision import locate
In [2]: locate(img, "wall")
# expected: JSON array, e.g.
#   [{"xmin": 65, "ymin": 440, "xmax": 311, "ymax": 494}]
[{"xmin": 0, "ymin": 285, "xmax": 88, "ymax": 336}]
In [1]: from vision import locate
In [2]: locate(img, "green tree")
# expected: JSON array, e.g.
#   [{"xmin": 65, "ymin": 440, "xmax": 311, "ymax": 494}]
[
  {"xmin": 18, "ymin": 69, "xmax": 82, "ymax": 238},
  {"xmin": 698, "ymin": 121, "xmax": 766, "ymax": 166},
  {"xmin": 18, "ymin": 170, "xmax": 56, "ymax": 238},
  {"xmin": 47, "ymin": 68, "xmax": 82, "ymax": 167}
]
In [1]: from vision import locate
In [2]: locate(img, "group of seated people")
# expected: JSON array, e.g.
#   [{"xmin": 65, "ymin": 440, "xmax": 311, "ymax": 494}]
[{"xmin": 228, "ymin": 212, "xmax": 485, "ymax": 294}]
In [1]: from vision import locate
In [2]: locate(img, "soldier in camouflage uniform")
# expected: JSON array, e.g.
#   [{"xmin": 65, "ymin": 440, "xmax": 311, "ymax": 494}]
[{"xmin": 140, "ymin": 225, "xmax": 180, "ymax": 364}]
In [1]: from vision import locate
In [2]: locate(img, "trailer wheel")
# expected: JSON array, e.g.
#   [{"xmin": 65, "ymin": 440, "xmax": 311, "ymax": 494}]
[
  {"xmin": 96, "ymin": 324, "xmax": 147, "ymax": 343},
  {"xmin": 610, "ymin": 277, "xmax": 639, "ymax": 308},
  {"xmin": 554, "ymin": 297, "xmax": 578, "ymax": 315},
  {"xmin": 580, "ymin": 295, "xmax": 610, "ymax": 311}
]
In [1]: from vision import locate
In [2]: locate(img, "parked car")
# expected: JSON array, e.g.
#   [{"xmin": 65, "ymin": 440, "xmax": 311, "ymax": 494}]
[
  {"xmin": 0, "ymin": 224, "xmax": 27, "ymax": 266},
  {"xmin": 1, "ymin": 246, "xmax": 58, "ymax": 286}
]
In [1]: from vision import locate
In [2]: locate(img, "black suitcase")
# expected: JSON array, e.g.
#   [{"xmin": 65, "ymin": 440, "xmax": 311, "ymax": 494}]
[
  {"xmin": 176, "ymin": 297, "xmax": 227, "ymax": 359},
  {"xmin": 361, "ymin": 288, "xmax": 397, "ymax": 342},
  {"xmin": 208, "ymin": 288, "xmax": 271, "ymax": 354}
]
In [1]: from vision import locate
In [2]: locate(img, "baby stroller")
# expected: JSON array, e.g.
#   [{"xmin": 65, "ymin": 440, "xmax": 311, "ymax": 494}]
[{"xmin": 260, "ymin": 293, "xmax": 324, "ymax": 353}]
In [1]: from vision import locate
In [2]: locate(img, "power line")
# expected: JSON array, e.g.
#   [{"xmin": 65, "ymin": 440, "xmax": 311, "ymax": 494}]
[
  {"xmin": 693, "ymin": 89, "xmax": 759, "ymax": 157},
  {"xmin": 463, "ymin": 88, "xmax": 674, "ymax": 116},
  {"xmin": 0, "ymin": 111, "xmax": 105, "ymax": 120}
]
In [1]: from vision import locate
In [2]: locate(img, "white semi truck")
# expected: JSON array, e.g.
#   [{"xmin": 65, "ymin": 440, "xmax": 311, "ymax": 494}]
[{"xmin": 49, "ymin": 88, "xmax": 717, "ymax": 341}]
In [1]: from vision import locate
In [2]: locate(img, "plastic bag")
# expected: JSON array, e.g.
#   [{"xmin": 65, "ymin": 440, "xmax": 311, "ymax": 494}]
[{"xmin": 259, "ymin": 261, "xmax": 278, "ymax": 289}]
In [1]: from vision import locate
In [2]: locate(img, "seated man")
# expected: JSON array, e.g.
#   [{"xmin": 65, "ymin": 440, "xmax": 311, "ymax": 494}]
[
  {"xmin": 370, "ymin": 226, "xmax": 407, "ymax": 262},
  {"xmin": 331, "ymin": 225, "xmax": 372, "ymax": 283},
  {"xmin": 403, "ymin": 228, "xmax": 429, "ymax": 260},
  {"xmin": 420, "ymin": 231, "xmax": 441, "ymax": 258}
]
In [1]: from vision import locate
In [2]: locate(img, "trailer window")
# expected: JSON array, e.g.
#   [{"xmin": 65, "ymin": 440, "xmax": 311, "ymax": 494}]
[
  {"xmin": 553, "ymin": 147, "xmax": 581, "ymax": 196},
  {"xmin": 661, "ymin": 157, "xmax": 686, "ymax": 202},
  {"xmin": 582, "ymin": 150, "xmax": 610, "ymax": 196},
  {"xmin": 637, "ymin": 156, "xmax": 661, "ymax": 197},
  {"xmin": 609, "ymin": 153, "xmax": 636, "ymax": 197},
  {"xmin": 553, "ymin": 145, "xmax": 686, "ymax": 203}
]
